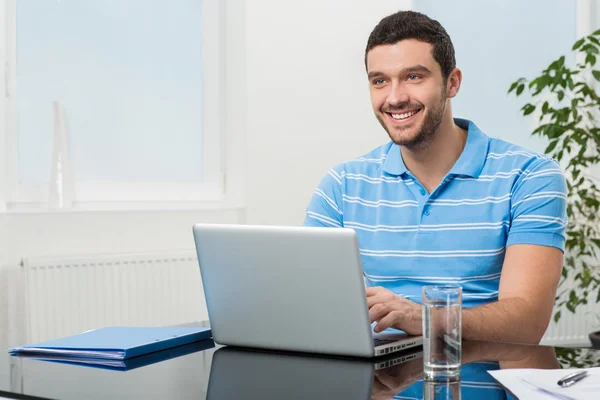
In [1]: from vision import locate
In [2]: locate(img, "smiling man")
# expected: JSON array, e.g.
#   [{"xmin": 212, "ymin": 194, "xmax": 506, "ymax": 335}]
[{"xmin": 304, "ymin": 11, "xmax": 567, "ymax": 344}]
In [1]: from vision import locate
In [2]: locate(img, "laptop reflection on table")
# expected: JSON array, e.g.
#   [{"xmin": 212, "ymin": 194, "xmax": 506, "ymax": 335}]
[{"xmin": 206, "ymin": 346, "xmax": 423, "ymax": 400}]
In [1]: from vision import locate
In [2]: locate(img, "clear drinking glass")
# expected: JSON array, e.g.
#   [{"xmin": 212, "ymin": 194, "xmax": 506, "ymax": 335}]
[
  {"xmin": 422, "ymin": 285, "xmax": 462, "ymax": 381},
  {"xmin": 423, "ymin": 379, "xmax": 461, "ymax": 400}
]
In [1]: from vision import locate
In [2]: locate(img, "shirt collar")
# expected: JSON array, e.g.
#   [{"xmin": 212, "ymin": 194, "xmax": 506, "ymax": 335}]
[{"xmin": 382, "ymin": 118, "xmax": 489, "ymax": 179}]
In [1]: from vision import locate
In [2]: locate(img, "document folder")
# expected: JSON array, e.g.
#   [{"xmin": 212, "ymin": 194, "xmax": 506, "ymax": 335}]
[
  {"xmin": 11, "ymin": 338, "xmax": 216, "ymax": 371},
  {"xmin": 9, "ymin": 326, "xmax": 212, "ymax": 360}
]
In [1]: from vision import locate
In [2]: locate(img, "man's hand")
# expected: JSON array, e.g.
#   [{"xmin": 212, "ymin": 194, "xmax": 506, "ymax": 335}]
[
  {"xmin": 366, "ymin": 286, "xmax": 422, "ymax": 335},
  {"xmin": 370, "ymin": 357, "xmax": 423, "ymax": 400}
]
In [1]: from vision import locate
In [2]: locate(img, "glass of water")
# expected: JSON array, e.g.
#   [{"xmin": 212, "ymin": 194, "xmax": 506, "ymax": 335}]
[
  {"xmin": 422, "ymin": 285, "xmax": 462, "ymax": 382},
  {"xmin": 424, "ymin": 379, "xmax": 461, "ymax": 400}
]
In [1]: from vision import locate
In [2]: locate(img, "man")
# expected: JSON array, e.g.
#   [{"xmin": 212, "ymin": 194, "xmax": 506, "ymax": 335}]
[{"xmin": 304, "ymin": 11, "xmax": 567, "ymax": 344}]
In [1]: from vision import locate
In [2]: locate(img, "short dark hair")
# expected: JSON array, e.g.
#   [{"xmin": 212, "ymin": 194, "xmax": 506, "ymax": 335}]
[{"xmin": 365, "ymin": 11, "xmax": 456, "ymax": 80}]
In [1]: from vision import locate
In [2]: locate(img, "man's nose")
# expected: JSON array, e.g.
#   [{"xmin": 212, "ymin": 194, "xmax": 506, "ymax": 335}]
[{"xmin": 386, "ymin": 83, "xmax": 409, "ymax": 107}]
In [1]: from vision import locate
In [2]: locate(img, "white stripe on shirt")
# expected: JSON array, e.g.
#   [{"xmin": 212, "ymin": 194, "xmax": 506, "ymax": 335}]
[
  {"xmin": 315, "ymin": 188, "xmax": 343, "ymax": 215},
  {"xmin": 305, "ymin": 211, "xmax": 341, "ymax": 227},
  {"xmin": 360, "ymin": 247, "xmax": 505, "ymax": 258},
  {"xmin": 345, "ymin": 221, "xmax": 509, "ymax": 233},
  {"xmin": 342, "ymin": 195, "xmax": 418, "ymax": 208}
]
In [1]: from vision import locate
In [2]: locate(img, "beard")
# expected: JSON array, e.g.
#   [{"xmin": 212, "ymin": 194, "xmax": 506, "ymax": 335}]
[{"xmin": 377, "ymin": 90, "xmax": 447, "ymax": 150}]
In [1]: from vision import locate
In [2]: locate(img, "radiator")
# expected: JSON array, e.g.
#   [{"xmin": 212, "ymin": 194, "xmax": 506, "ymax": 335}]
[
  {"xmin": 541, "ymin": 301, "xmax": 598, "ymax": 347},
  {"xmin": 22, "ymin": 251, "xmax": 208, "ymax": 343}
]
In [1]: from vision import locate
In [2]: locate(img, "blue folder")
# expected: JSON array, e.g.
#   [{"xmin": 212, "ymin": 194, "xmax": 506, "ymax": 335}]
[
  {"xmin": 11, "ymin": 339, "xmax": 216, "ymax": 371},
  {"xmin": 9, "ymin": 326, "xmax": 212, "ymax": 360}
]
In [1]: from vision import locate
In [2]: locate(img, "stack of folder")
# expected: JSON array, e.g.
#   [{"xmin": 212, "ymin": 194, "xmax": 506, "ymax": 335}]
[{"xmin": 9, "ymin": 326, "xmax": 213, "ymax": 371}]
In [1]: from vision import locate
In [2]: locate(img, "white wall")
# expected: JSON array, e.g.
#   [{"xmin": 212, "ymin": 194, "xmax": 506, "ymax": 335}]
[{"xmin": 244, "ymin": 0, "xmax": 411, "ymax": 226}]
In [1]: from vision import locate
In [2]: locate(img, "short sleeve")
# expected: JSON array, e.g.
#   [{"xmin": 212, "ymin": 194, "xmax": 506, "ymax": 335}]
[
  {"xmin": 506, "ymin": 158, "xmax": 568, "ymax": 252},
  {"xmin": 303, "ymin": 166, "xmax": 344, "ymax": 227}
]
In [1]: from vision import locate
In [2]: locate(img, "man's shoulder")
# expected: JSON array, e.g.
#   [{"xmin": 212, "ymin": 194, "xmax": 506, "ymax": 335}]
[
  {"xmin": 330, "ymin": 142, "xmax": 395, "ymax": 175},
  {"xmin": 485, "ymin": 136, "xmax": 560, "ymax": 172}
]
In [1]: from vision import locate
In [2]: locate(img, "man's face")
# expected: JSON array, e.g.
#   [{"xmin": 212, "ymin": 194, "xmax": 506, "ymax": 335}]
[{"xmin": 366, "ymin": 39, "xmax": 449, "ymax": 149}]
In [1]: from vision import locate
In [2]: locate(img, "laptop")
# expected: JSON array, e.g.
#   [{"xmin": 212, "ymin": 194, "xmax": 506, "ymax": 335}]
[
  {"xmin": 192, "ymin": 224, "xmax": 422, "ymax": 358},
  {"xmin": 206, "ymin": 345, "xmax": 423, "ymax": 400}
]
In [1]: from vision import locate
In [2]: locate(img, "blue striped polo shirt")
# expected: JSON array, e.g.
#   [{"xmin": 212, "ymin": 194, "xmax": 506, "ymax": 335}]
[{"xmin": 304, "ymin": 118, "xmax": 567, "ymax": 308}]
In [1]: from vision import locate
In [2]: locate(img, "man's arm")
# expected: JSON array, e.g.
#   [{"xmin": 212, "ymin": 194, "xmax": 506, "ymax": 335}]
[
  {"xmin": 368, "ymin": 244, "xmax": 563, "ymax": 343},
  {"xmin": 462, "ymin": 156, "xmax": 567, "ymax": 344},
  {"xmin": 463, "ymin": 243, "xmax": 563, "ymax": 343}
]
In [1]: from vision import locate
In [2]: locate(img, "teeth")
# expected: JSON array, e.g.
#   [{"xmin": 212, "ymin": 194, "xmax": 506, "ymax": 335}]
[{"xmin": 391, "ymin": 110, "xmax": 419, "ymax": 120}]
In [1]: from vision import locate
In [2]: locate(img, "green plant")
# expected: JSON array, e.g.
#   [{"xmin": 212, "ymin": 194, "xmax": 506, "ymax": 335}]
[
  {"xmin": 509, "ymin": 29, "xmax": 600, "ymax": 324},
  {"xmin": 555, "ymin": 347, "xmax": 600, "ymax": 368}
]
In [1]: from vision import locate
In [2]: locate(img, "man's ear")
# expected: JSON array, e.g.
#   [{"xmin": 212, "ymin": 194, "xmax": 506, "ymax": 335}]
[{"xmin": 446, "ymin": 67, "xmax": 462, "ymax": 99}]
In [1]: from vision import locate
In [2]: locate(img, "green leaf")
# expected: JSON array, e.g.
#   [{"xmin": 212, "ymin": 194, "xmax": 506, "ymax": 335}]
[
  {"xmin": 522, "ymin": 104, "xmax": 536, "ymax": 116},
  {"xmin": 582, "ymin": 43, "xmax": 600, "ymax": 54},
  {"xmin": 542, "ymin": 101, "xmax": 549, "ymax": 113},
  {"xmin": 597, "ymin": 287, "xmax": 600, "ymax": 303},
  {"xmin": 545, "ymin": 140, "xmax": 558, "ymax": 154},
  {"xmin": 554, "ymin": 311, "xmax": 561, "ymax": 323},
  {"xmin": 508, "ymin": 81, "xmax": 519, "ymax": 93},
  {"xmin": 557, "ymin": 90, "xmax": 565, "ymax": 101},
  {"xmin": 590, "ymin": 36, "xmax": 600, "ymax": 46},
  {"xmin": 549, "ymin": 57, "xmax": 565, "ymax": 70},
  {"xmin": 586, "ymin": 53, "xmax": 597, "ymax": 65},
  {"xmin": 593, "ymin": 28, "xmax": 600, "ymax": 36},
  {"xmin": 528, "ymin": 78, "xmax": 538, "ymax": 89},
  {"xmin": 516, "ymin": 84, "xmax": 525, "ymax": 96},
  {"xmin": 573, "ymin": 37, "xmax": 586, "ymax": 50}
]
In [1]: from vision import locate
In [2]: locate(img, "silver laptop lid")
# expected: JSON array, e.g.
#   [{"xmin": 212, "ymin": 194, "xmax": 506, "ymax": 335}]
[{"xmin": 193, "ymin": 224, "xmax": 375, "ymax": 357}]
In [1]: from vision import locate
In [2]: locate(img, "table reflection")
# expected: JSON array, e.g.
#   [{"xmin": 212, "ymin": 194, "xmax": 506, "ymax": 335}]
[
  {"xmin": 206, "ymin": 347, "xmax": 366, "ymax": 399},
  {"xmin": 390, "ymin": 340, "xmax": 561, "ymax": 399},
  {"xmin": 204, "ymin": 340, "xmax": 573, "ymax": 400}
]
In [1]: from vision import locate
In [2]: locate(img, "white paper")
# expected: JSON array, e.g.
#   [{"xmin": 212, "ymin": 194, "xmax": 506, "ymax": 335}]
[{"xmin": 489, "ymin": 367, "xmax": 600, "ymax": 400}]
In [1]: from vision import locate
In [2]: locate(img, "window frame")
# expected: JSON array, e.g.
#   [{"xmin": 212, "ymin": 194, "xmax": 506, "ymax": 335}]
[{"xmin": 1, "ymin": 0, "xmax": 242, "ymax": 212}]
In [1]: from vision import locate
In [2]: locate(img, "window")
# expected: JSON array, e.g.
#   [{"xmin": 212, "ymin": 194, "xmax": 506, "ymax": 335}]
[{"xmin": 1, "ymin": 0, "xmax": 231, "ymax": 210}]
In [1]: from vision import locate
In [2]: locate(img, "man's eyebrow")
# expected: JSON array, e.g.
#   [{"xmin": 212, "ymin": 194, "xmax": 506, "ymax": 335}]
[
  {"xmin": 367, "ymin": 65, "xmax": 432, "ymax": 80},
  {"xmin": 404, "ymin": 65, "xmax": 432, "ymax": 74},
  {"xmin": 367, "ymin": 71, "xmax": 385, "ymax": 80}
]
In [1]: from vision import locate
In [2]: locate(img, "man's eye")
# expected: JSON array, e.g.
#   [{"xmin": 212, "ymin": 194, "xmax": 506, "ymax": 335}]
[
  {"xmin": 373, "ymin": 79, "xmax": 386, "ymax": 85},
  {"xmin": 407, "ymin": 74, "xmax": 420, "ymax": 81}
]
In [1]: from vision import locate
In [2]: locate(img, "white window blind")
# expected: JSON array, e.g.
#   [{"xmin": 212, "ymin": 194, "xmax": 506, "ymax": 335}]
[{"xmin": 5, "ymin": 0, "xmax": 223, "ymax": 206}]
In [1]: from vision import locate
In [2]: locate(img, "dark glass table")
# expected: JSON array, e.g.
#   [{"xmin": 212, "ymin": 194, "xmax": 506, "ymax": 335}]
[{"xmin": 1, "ymin": 327, "xmax": 598, "ymax": 400}]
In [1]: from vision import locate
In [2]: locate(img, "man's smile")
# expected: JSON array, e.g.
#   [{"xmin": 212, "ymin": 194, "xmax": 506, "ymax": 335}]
[{"xmin": 386, "ymin": 108, "xmax": 422, "ymax": 124}]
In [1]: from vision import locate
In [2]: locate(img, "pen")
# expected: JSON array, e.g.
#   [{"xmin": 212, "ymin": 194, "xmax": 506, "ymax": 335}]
[{"xmin": 557, "ymin": 370, "xmax": 588, "ymax": 387}]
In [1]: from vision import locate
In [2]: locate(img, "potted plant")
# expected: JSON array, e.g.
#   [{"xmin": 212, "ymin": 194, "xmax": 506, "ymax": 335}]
[
  {"xmin": 592, "ymin": 315, "xmax": 600, "ymax": 348},
  {"xmin": 509, "ymin": 29, "xmax": 600, "ymax": 347}
]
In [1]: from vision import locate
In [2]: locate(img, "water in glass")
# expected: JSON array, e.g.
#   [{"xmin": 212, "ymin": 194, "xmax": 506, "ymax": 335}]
[{"xmin": 423, "ymin": 302, "xmax": 461, "ymax": 381}]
